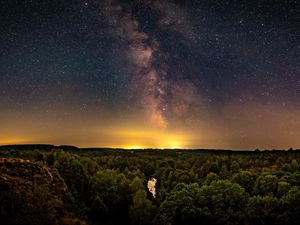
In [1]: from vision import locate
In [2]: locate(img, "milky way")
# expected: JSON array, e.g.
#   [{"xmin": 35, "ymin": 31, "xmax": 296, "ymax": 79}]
[
  {"xmin": 0, "ymin": 0, "xmax": 299, "ymax": 149},
  {"xmin": 102, "ymin": 0, "xmax": 201, "ymax": 128}
]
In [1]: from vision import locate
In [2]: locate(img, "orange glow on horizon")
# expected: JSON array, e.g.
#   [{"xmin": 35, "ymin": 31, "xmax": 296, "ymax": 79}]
[
  {"xmin": 1, "ymin": 101, "xmax": 299, "ymax": 150},
  {"xmin": 105, "ymin": 128, "xmax": 189, "ymax": 149},
  {"xmin": 0, "ymin": 138, "xmax": 33, "ymax": 145}
]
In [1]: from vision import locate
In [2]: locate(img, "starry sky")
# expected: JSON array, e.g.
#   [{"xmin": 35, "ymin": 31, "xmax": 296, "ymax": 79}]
[{"xmin": 0, "ymin": 0, "xmax": 299, "ymax": 149}]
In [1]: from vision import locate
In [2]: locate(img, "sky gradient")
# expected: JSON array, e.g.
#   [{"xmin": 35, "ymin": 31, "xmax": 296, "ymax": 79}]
[{"xmin": 0, "ymin": 0, "xmax": 299, "ymax": 149}]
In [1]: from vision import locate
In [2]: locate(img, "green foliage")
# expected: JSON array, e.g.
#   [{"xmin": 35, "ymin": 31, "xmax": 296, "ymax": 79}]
[
  {"xmin": 197, "ymin": 180, "xmax": 249, "ymax": 225},
  {"xmin": 277, "ymin": 181, "xmax": 291, "ymax": 197},
  {"xmin": 205, "ymin": 172, "xmax": 219, "ymax": 185},
  {"xmin": 54, "ymin": 153, "xmax": 88, "ymax": 200},
  {"xmin": 130, "ymin": 176, "xmax": 145, "ymax": 193},
  {"xmin": 230, "ymin": 161, "xmax": 240, "ymax": 173},
  {"xmin": 290, "ymin": 160, "xmax": 299, "ymax": 172},
  {"xmin": 232, "ymin": 171, "xmax": 256, "ymax": 193},
  {"xmin": 281, "ymin": 187, "xmax": 300, "ymax": 225},
  {"xmin": 89, "ymin": 169, "xmax": 131, "ymax": 223},
  {"xmin": 156, "ymin": 180, "xmax": 248, "ymax": 225},
  {"xmin": 130, "ymin": 190, "xmax": 155, "ymax": 225},
  {"xmin": 254, "ymin": 174, "xmax": 278, "ymax": 196},
  {"xmin": 156, "ymin": 183, "xmax": 201, "ymax": 225},
  {"xmin": 2, "ymin": 147, "xmax": 300, "ymax": 225},
  {"xmin": 246, "ymin": 195, "xmax": 280, "ymax": 225},
  {"xmin": 209, "ymin": 162, "xmax": 220, "ymax": 174}
]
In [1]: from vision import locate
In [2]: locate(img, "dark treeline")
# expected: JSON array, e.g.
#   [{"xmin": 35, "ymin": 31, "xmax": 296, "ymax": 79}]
[{"xmin": 1, "ymin": 146, "xmax": 300, "ymax": 225}]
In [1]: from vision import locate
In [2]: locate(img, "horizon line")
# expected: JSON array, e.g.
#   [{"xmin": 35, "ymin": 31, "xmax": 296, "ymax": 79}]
[{"xmin": 0, "ymin": 143, "xmax": 298, "ymax": 151}]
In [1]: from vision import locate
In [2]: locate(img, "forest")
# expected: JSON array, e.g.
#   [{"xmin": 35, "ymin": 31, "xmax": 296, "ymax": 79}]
[{"xmin": 1, "ymin": 145, "xmax": 300, "ymax": 225}]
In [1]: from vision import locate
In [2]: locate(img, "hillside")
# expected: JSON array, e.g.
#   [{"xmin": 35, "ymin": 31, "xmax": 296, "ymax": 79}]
[{"xmin": 0, "ymin": 156, "xmax": 87, "ymax": 225}]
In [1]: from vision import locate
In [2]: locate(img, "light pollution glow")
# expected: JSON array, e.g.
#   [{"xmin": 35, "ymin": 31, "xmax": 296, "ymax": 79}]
[{"xmin": 0, "ymin": 101, "xmax": 299, "ymax": 150}]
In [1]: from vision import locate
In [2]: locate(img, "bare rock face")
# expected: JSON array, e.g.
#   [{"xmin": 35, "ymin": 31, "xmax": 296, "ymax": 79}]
[{"xmin": 147, "ymin": 177, "xmax": 157, "ymax": 198}]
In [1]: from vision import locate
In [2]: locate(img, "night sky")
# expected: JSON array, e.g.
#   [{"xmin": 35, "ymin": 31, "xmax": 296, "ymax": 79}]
[{"xmin": 0, "ymin": 0, "xmax": 299, "ymax": 149}]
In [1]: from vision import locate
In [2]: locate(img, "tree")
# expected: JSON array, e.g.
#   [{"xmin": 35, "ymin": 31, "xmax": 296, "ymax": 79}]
[
  {"xmin": 89, "ymin": 169, "xmax": 131, "ymax": 224},
  {"xmin": 130, "ymin": 176, "xmax": 144, "ymax": 194},
  {"xmin": 197, "ymin": 180, "xmax": 249, "ymax": 225},
  {"xmin": 290, "ymin": 160, "xmax": 299, "ymax": 172},
  {"xmin": 209, "ymin": 162, "xmax": 220, "ymax": 174},
  {"xmin": 281, "ymin": 187, "xmax": 300, "ymax": 225},
  {"xmin": 156, "ymin": 183, "xmax": 201, "ymax": 225},
  {"xmin": 246, "ymin": 195, "xmax": 280, "ymax": 225},
  {"xmin": 254, "ymin": 175, "xmax": 278, "ymax": 196},
  {"xmin": 205, "ymin": 172, "xmax": 219, "ymax": 185},
  {"xmin": 232, "ymin": 171, "xmax": 256, "ymax": 194},
  {"xmin": 277, "ymin": 181, "xmax": 291, "ymax": 197},
  {"xmin": 130, "ymin": 190, "xmax": 154, "ymax": 225},
  {"xmin": 230, "ymin": 161, "xmax": 240, "ymax": 173},
  {"xmin": 53, "ymin": 151, "xmax": 88, "ymax": 200}
]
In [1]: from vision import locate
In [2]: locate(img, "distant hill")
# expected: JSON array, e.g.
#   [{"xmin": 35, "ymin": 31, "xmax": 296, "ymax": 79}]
[{"xmin": 0, "ymin": 144, "xmax": 80, "ymax": 151}]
